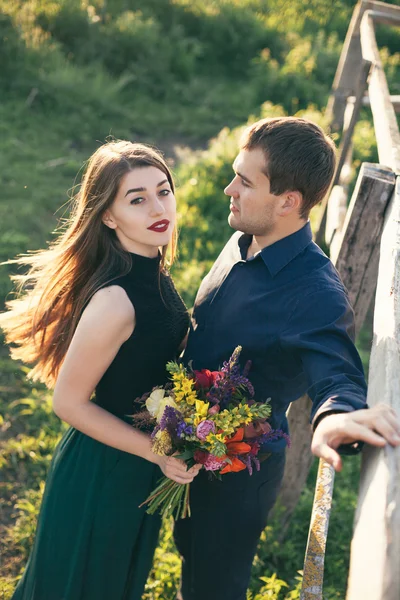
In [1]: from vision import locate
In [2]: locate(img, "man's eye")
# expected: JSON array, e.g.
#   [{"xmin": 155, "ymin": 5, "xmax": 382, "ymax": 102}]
[{"xmin": 130, "ymin": 197, "xmax": 145, "ymax": 205}]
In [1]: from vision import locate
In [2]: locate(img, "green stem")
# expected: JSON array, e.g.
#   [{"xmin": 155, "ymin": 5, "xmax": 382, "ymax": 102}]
[
  {"xmin": 182, "ymin": 483, "xmax": 191, "ymax": 519},
  {"xmin": 139, "ymin": 477, "xmax": 175, "ymax": 508},
  {"xmin": 162, "ymin": 482, "xmax": 184, "ymax": 519}
]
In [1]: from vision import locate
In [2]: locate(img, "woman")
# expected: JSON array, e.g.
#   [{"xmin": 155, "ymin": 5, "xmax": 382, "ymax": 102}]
[{"xmin": 1, "ymin": 140, "xmax": 200, "ymax": 599}]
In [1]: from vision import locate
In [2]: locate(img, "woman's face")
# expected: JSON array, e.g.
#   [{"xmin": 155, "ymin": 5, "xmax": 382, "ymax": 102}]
[{"xmin": 102, "ymin": 166, "xmax": 176, "ymax": 257}]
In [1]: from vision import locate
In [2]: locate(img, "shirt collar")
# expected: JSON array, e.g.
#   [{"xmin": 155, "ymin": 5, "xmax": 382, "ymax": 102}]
[{"xmin": 238, "ymin": 221, "xmax": 313, "ymax": 277}]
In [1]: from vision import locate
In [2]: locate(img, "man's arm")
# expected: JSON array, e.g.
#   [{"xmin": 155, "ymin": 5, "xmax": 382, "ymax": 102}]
[{"xmin": 280, "ymin": 285, "xmax": 400, "ymax": 470}]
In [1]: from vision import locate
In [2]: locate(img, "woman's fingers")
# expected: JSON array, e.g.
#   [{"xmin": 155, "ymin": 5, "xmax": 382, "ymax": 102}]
[{"xmin": 164, "ymin": 457, "xmax": 201, "ymax": 483}]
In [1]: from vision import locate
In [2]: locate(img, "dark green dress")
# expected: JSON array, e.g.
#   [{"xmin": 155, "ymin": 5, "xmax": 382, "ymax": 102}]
[{"xmin": 12, "ymin": 252, "xmax": 189, "ymax": 600}]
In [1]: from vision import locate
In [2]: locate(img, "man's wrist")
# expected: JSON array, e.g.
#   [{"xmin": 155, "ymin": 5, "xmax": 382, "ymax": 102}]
[
  {"xmin": 313, "ymin": 409, "xmax": 345, "ymax": 432},
  {"xmin": 312, "ymin": 410, "xmax": 364, "ymax": 455}
]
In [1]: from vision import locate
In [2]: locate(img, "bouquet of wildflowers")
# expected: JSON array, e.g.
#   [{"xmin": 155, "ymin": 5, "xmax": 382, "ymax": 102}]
[{"xmin": 134, "ymin": 346, "xmax": 289, "ymax": 519}]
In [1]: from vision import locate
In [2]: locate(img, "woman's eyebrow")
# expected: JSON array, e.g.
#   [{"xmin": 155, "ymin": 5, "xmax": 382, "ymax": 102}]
[{"xmin": 124, "ymin": 179, "xmax": 169, "ymax": 197}]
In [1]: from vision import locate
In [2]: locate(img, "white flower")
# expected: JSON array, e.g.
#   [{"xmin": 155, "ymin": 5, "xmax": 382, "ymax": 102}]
[{"xmin": 146, "ymin": 388, "xmax": 166, "ymax": 417}]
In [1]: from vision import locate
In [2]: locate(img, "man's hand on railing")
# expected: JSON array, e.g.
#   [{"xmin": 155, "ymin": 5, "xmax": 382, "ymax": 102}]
[{"xmin": 311, "ymin": 404, "xmax": 400, "ymax": 471}]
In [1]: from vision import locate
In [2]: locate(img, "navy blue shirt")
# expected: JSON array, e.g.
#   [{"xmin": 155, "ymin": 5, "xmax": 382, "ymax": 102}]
[{"xmin": 184, "ymin": 222, "xmax": 367, "ymax": 452}]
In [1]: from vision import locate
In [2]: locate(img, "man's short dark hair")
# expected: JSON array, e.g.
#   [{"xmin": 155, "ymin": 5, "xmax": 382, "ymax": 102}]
[{"xmin": 241, "ymin": 117, "xmax": 336, "ymax": 219}]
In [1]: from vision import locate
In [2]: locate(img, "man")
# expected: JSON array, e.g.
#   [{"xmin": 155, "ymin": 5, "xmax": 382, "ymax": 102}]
[{"xmin": 174, "ymin": 117, "xmax": 400, "ymax": 600}]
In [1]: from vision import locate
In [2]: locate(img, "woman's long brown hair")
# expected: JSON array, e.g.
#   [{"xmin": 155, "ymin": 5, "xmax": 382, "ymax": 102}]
[{"xmin": 0, "ymin": 141, "xmax": 177, "ymax": 388}]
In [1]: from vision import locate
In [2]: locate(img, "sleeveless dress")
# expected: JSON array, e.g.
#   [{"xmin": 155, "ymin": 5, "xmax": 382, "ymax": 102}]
[{"xmin": 12, "ymin": 252, "xmax": 190, "ymax": 600}]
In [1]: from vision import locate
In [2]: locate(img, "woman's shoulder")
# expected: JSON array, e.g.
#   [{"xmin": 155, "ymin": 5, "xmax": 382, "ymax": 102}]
[
  {"xmin": 82, "ymin": 285, "xmax": 135, "ymax": 336},
  {"xmin": 90, "ymin": 284, "xmax": 134, "ymax": 311}
]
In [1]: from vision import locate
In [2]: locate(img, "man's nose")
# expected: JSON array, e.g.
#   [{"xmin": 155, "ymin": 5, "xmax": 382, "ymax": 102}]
[{"xmin": 224, "ymin": 179, "xmax": 237, "ymax": 196}]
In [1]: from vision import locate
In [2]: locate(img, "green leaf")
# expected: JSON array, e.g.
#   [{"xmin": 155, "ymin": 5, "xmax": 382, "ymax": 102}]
[{"xmin": 176, "ymin": 450, "xmax": 194, "ymax": 462}]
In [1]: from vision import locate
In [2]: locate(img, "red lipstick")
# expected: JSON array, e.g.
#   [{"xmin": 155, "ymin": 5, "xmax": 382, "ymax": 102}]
[{"xmin": 147, "ymin": 219, "xmax": 170, "ymax": 233}]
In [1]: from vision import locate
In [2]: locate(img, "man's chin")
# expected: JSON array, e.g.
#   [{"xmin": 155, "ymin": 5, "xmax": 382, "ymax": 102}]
[{"xmin": 228, "ymin": 213, "xmax": 242, "ymax": 231}]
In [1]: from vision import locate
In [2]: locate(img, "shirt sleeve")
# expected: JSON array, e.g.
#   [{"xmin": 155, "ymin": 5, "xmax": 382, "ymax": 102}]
[{"xmin": 279, "ymin": 285, "xmax": 368, "ymax": 426}]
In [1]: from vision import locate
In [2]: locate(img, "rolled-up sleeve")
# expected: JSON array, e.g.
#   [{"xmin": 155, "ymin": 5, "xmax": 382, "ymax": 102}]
[{"xmin": 280, "ymin": 286, "xmax": 367, "ymax": 425}]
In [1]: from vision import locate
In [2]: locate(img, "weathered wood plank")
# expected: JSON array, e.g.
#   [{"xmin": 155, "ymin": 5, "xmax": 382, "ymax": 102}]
[
  {"xmin": 360, "ymin": 10, "xmax": 400, "ymax": 173},
  {"xmin": 271, "ymin": 394, "xmax": 313, "ymax": 535},
  {"xmin": 331, "ymin": 163, "xmax": 396, "ymax": 334},
  {"xmin": 317, "ymin": 59, "xmax": 372, "ymax": 244},
  {"xmin": 348, "ymin": 94, "xmax": 400, "ymax": 114},
  {"xmin": 325, "ymin": 0, "xmax": 400, "ymax": 131},
  {"xmin": 325, "ymin": 0, "xmax": 365, "ymax": 132},
  {"xmin": 346, "ymin": 177, "xmax": 400, "ymax": 600},
  {"xmin": 368, "ymin": 8, "xmax": 400, "ymax": 26},
  {"xmin": 325, "ymin": 184, "xmax": 349, "ymax": 247}
]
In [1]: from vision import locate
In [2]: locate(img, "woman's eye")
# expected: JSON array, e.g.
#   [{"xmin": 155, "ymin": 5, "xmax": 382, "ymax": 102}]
[
  {"xmin": 159, "ymin": 189, "xmax": 171, "ymax": 197},
  {"xmin": 241, "ymin": 179, "xmax": 249, "ymax": 187},
  {"xmin": 130, "ymin": 197, "xmax": 145, "ymax": 205}
]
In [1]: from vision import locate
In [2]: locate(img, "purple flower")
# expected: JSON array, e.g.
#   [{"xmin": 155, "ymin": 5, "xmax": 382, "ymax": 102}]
[
  {"xmin": 176, "ymin": 421, "xmax": 194, "ymax": 438},
  {"xmin": 206, "ymin": 347, "xmax": 255, "ymax": 408},
  {"xmin": 196, "ymin": 420, "xmax": 215, "ymax": 440},
  {"xmin": 159, "ymin": 406, "xmax": 193, "ymax": 442},
  {"xmin": 257, "ymin": 429, "xmax": 291, "ymax": 447},
  {"xmin": 151, "ymin": 425, "xmax": 160, "ymax": 439},
  {"xmin": 159, "ymin": 405, "xmax": 181, "ymax": 432}
]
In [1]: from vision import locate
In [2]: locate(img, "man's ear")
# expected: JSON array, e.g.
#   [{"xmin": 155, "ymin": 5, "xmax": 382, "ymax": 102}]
[
  {"xmin": 102, "ymin": 210, "xmax": 117, "ymax": 230},
  {"xmin": 278, "ymin": 190, "xmax": 302, "ymax": 216}
]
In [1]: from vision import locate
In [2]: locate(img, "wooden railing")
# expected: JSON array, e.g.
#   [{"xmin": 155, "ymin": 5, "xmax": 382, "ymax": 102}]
[{"xmin": 275, "ymin": 2, "xmax": 400, "ymax": 598}]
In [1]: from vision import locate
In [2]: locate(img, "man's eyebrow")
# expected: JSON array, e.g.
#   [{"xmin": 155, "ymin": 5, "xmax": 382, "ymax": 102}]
[
  {"xmin": 124, "ymin": 179, "xmax": 169, "ymax": 197},
  {"xmin": 236, "ymin": 170, "xmax": 253, "ymax": 186}
]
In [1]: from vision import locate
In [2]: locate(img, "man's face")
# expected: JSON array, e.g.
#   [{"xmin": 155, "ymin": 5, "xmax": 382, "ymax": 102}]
[{"xmin": 224, "ymin": 147, "xmax": 280, "ymax": 236}]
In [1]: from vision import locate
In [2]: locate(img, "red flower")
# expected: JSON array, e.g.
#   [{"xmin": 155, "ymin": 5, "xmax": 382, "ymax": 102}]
[
  {"xmin": 193, "ymin": 449, "xmax": 209, "ymax": 464},
  {"xmin": 193, "ymin": 369, "xmax": 220, "ymax": 390}
]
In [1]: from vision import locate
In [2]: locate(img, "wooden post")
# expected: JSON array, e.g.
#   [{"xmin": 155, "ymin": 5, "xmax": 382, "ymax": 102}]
[
  {"xmin": 275, "ymin": 164, "xmax": 395, "ymax": 536},
  {"xmin": 316, "ymin": 58, "xmax": 371, "ymax": 246},
  {"xmin": 300, "ymin": 460, "xmax": 335, "ymax": 600},
  {"xmin": 346, "ymin": 177, "xmax": 400, "ymax": 600},
  {"xmin": 331, "ymin": 163, "xmax": 396, "ymax": 333},
  {"xmin": 360, "ymin": 9, "xmax": 400, "ymax": 173},
  {"xmin": 326, "ymin": 0, "xmax": 400, "ymax": 133},
  {"xmin": 325, "ymin": 0, "xmax": 365, "ymax": 133},
  {"xmin": 272, "ymin": 394, "xmax": 313, "ymax": 537}
]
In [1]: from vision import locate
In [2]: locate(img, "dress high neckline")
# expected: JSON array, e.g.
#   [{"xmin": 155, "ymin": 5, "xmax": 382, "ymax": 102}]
[{"xmin": 127, "ymin": 251, "xmax": 162, "ymax": 282}]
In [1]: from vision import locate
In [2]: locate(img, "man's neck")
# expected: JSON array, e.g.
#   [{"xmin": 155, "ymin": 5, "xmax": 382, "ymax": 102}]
[{"xmin": 246, "ymin": 220, "xmax": 307, "ymax": 259}]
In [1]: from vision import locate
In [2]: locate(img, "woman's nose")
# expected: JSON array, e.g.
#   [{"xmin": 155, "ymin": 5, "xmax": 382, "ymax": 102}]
[{"xmin": 150, "ymin": 198, "xmax": 166, "ymax": 216}]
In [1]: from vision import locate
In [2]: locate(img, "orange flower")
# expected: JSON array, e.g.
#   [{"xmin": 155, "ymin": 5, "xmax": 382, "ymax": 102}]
[
  {"xmin": 219, "ymin": 428, "xmax": 252, "ymax": 474},
  {"xmin": 220, "ymin": 457, "xmax": 247, "ymax": 474}
]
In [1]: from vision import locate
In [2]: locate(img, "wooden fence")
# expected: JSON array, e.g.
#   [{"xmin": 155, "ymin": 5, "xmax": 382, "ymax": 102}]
[{"xmin": 272, "ymin": 1, "xmax": 400, "ymax": 597}]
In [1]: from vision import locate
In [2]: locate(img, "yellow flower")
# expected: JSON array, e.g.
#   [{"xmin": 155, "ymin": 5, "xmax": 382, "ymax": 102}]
[
  {"xmin": 185, "ymin": 391, "xmax": 198, "ymax": 406},
  {"xmin": 152, "ymin": 430, "xmax": 173, "ymax": 456},
  {"xmin": 195, "ymin": 400, "xmax": 209, "ymax": 418},
  {"xmin": 206, "ymin": 432, "xmax": 225, "ymax": 444},
  {"xmin": 181, "ymin": 379, "xmax": 195, "ymax": 394},
  {"xmin": 172, "ymin": 372, "xmax": 197, "ymax": 406}
]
